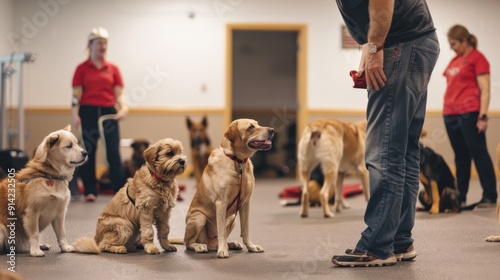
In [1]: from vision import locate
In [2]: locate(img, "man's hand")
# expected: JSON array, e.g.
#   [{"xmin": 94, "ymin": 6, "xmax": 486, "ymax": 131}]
[{"xmin": 358, "ymin": 45, "xmax": 386, "ymax": 91}]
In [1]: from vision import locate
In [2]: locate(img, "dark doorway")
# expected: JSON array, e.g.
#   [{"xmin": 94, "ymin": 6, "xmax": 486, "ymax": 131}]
[{"xmin": 232, "ymin": 30, "xmax": 298, "ymax": 178}]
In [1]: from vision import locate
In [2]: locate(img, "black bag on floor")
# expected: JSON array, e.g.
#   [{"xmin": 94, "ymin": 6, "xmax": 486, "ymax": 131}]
[{"xmin": 0, "ymin": 149, "xmax": 29, "ymax": 173}]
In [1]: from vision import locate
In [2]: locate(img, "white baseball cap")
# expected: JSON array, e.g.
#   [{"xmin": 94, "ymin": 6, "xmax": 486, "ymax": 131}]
[{"xmin": 88, "ymin": 27, "xmax": 109, "ymax": 41}]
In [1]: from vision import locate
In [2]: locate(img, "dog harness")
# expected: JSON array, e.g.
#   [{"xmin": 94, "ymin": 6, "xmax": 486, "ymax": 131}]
[
  {"xmin": 126, "ymin": 183, "xmax": 136, "ymax": 206},
  {"xmin": 126, "ymin": 169, "xmax": 171, "ymax": 207}
]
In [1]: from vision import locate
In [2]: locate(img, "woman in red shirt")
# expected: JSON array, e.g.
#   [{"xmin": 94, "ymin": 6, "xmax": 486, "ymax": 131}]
[
  {"xmin": 443, "ymin": 24, "xmax": 497, "ymax": 207},
  {"xmin": 71, "ymin": 27, "xmax": 128, "ymax": 201}
]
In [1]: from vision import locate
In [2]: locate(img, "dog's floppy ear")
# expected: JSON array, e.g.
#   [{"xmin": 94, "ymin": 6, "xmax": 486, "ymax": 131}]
[
  {"xmin": 186, "ymin": 116, "xmax": 193, "ymax": 129},
  {"xmin": 143, "ymin": 144, "xmax": 157, "ymax": 165},
  {"xmin": 33, "ymin": 132, "xmax": 60, "ymax": 162},
  {"xmin": 224, "ymin": 121, "xmax": 240, "ymax": 144}
]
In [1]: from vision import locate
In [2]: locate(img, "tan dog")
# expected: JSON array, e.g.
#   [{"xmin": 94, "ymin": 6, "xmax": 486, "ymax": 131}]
[
  {"xmin": 186, "ymin": 116, "xmax": 212, "ymax": 186},
  {"xmin": 297, "ymin": 119, "xmax": 369, "ymax": 218},
  {"xmin": 0, "ymin": 125, "xmax": 88, "ymax": 257},
  {"xmin": 485, "ymin": 142, "xmax": 500, "ymax": 242},
  {"xmin": 73, "ymin": 138, "xmax": 186, "ymax": 254},
  {"xmin": 180, "ymin": 119, "xmax": 273, "ymax": 258}
]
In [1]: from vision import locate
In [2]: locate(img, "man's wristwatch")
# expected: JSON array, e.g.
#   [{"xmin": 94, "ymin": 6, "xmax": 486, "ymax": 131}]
[
  {"xmin": 368, "ymin": 42, "xmax": 383, "ymax": 54},
  {"xmin": 479, "ymin": 114, "xmax": 489, "ymax": 121}
]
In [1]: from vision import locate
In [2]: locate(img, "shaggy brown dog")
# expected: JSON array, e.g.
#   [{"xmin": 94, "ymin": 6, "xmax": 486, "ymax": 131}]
[
  {"xmin": 186, "ymin": 116, "xmax": 212, "ymax": 186},
  {"xmin": 73, "ymin": 138, "xmax": 186, "ymax": 254},
  {"xmin": 177, "ymin": 119, "xmax": 273, "ymax": 258},
  {"xmin": 0, "ymin": 125, "xmax": 88, "ymax": 257}
]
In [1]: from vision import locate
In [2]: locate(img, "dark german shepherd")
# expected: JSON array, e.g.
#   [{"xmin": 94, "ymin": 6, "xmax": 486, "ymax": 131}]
[
  {"xmin": 186, "ymin": 116, "xmax": 212, "ymax": 187},
  {"xmin": 418, "ymin": 143, "xmax": 478, "ymax": 213}
]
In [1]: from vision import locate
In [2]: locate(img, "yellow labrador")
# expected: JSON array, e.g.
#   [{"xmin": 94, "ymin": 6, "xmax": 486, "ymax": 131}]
[
  {"xmin": 0, "ymin": 125, "xmax": 87, "ymax": 257},
  {"xmin": 485, "ymin": 142, "xmax": 500, "ymax": 242},
  {"xmin": 73, "ymin": 138, "xmax": 186, "ymax": 254},
  {"xmin": 297, "ymin": 119, "xmax": 369, "ymax": 218},
  {"xmin": 182, "ymin": 119, "xmax": 273, "ymax": 258}
]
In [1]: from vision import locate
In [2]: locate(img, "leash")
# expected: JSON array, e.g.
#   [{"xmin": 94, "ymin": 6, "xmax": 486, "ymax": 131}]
[
  {"xmin": 126, "ymin": 182, "xmax": 135, "ymax": 206},
  {"xmin": 224, "ymin": 153, "xmax": 248, "ymax": 229},
  {"xmin": 97, "ymin": 114, "xmax": 117, "ymax": 167}
]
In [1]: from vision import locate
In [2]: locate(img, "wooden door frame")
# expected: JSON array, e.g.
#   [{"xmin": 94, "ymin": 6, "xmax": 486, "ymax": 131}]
[{"xmin": 225, "ymin": 23, "xmax": 308, "ymax": 142}]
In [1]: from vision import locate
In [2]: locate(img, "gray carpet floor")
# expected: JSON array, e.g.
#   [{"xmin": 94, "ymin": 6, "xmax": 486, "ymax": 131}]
[{"xmin": 2, "ymin": 177, "xmax": 500, "ymax": 280}]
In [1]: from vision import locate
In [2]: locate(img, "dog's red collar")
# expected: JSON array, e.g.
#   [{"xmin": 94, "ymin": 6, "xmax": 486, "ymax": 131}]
[
  {"xmin": 224, "ymin": 153, "xmax": 248, "ymax": 164},
  {"xmin": 224, "ymin": 153, "xmax": 248, "ymax": 175},
  {"xmin": 145, "ymin": 165, "xmax": 170, "ymax": 183},
  {"xmin": 152, "ymin": 172, "xmax": 170, "ymax": 183},
  {"xmin": 19, "ymin": 169, "xmax": 66, "ymax": 186}
]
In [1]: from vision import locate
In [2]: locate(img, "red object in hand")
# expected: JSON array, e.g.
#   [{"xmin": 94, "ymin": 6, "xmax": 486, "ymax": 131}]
[{"xmin": 350, "ymin": 70, "xmax": 367, "ymax": 89}]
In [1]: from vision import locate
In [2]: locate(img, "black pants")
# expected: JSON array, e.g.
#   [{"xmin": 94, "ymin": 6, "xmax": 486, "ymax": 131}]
[
  {"xmin": 78, "ymin": 105, "xmax": 126, "ymax": 195},
  {"xmin": 444, "ymin": 112, "xmax": 497, "ymax": 203}
]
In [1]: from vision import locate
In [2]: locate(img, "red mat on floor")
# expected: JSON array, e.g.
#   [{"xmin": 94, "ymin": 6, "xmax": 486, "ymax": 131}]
[{"xmin": 279, "ymin": 184, "xmax": 362, "ymax": 199}]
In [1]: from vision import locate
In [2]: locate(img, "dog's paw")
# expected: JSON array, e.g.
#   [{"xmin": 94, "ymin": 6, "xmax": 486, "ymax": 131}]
[
  {"xmin": 300, "ymin": 212, "xmax": 308, "ymax": 218},
  {"xmin": 485, "ymin": 236, "xmax": 500, "ymax": 242},
  {"xmin": 30, "ymin": 249, "xmax": 45, "ymax": 257},
  {"xmin": 144, "ymin": 244, "xmax": 161, "ymax": 254},
  {"xmin": 228, "ymin": 241, "xmax": 243, "ymax": 250},
  {"xmin": 341, "ymin": 201, "xmax": 351, "ymax": 209},
  {"xmin": 162, "ymin": 244, "xmax": 177, "ymax": 252},
  {"xmin": 101, "ymin": 244, "xmax": 128, "ymax": 254},
  {"xmin": 194, "ymin": 244, "xmax": 208, "ymax": 253},
  {"xmin": 429, "ymin": 208, "xmax": 439, "ymax": 214},
  {"xmin": 324, "ymin": 210, "xmax": 335, "ymax": 218},
  {"xmin": 110, "ymin": 246, "xmax": 127, "ymax": 254},
  {"xmin": 60, "ymin": 244, "xmax": 75, "ymax": 252},
  {"xmin": 189, "ymin": 243, "xmax": 208, "ymax": 253},
  {"xmin": 217, "ymin": 249, "xmax": 229, "ymax": 258},
  {"xmin": 247, "ymin": 244, "xmax": 264, "ymax": 253},
  {"xmin": 39, "ymin": 243, "xmax": 51, "ymax": 251}
]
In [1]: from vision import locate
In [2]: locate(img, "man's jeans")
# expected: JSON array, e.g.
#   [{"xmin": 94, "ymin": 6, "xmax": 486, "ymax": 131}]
[{"xmin": 355, "ymin": 32, "xmax": 440, "ymax": 259}]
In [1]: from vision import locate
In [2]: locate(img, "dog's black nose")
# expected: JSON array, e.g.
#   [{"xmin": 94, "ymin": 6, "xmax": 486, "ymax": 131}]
[
  {"xmin": 82, "ymin": 151, "xmax": 88, "ymax": 157},
  {"xmin": 268, "ymin": 128, "xmax": 275, "ymax": 139},
  {"xmin": 178, "ymin": 158, "xmax": 185, "ymax": 166}
]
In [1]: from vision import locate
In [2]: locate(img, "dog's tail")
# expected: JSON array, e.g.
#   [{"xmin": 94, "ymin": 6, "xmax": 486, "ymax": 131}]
[
  {"xmin": 460, "ymin": 202, "xmax": 480, "ymax": 211},
  {"xmin": 71, "ymin": 237, "xmax": 100, "ymax": 254},
  {"xmin": 168, "ymin": 237, "xmax": 185, "ymax": 245}
]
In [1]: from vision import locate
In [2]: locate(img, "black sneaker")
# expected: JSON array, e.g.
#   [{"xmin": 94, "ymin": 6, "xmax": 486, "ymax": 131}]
[
  {"xmin": 332, "ymin": 249, "xmax": 397, "ymax": 267},
  {"xmin": 394, "ymin": 244, "xmax": 417, "ymax": 261}
]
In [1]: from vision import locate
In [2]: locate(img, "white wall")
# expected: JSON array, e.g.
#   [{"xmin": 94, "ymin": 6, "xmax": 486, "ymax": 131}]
[
  {"xmin": 0, "ymin": 0, "xmax": 14, "ymax": 53},
  {"xmin": 3, "ymin": 0, "xmax": 500, "ymax": 111}
]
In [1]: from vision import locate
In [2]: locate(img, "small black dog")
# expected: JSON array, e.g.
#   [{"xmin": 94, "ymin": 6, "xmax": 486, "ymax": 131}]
[{"xmin": 418, "ymin": 143, "xmax": 465, "ymax": 213}]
